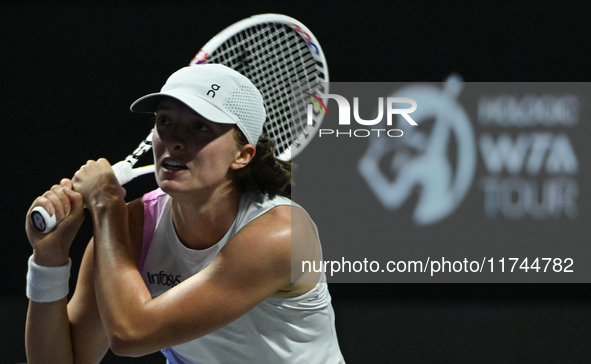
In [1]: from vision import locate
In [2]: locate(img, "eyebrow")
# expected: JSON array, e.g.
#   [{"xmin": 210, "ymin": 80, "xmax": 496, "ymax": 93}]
[
  {"xmin": 155, "ymin": 105, "xmax": 216, "ymax": 126},
  {"xmin": 156, "ymin": 104, "xmax": 201, "ymax": 118},
  {"xmin": 155, "ymin": 104, "xmax": 171, "ymax": 112}
]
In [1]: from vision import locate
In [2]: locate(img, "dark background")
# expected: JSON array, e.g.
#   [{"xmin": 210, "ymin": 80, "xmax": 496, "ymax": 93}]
[{"xmin": 2, "ymin": 1, "xmax": 590, "ymax": 363}]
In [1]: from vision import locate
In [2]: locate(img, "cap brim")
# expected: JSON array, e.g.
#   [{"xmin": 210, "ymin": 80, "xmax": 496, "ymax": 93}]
[{"xmin": 130, "ymin": 91, "xmax": 238, "ymax": 125}]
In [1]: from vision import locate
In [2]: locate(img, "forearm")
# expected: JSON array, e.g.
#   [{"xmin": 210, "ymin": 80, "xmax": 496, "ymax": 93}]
[
  {"xmin": 25, "ymin": 250, "xmax": 74, "ymax": 364},
  {"xmin": 90, "ymin": 195, "xmax": 153, "ymax": 353},
  {"xmin": 26, "ymin": 298, "xmax": 73, "ymax": 364},
  {"xmin": 26, "ymin": 247, "xmax": 112, "ymax": 364}
]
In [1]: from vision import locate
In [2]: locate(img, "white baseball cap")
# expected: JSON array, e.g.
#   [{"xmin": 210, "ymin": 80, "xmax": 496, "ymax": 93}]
[{"xmin": 130, "ymin": 64, "xmax": 266, "ymax": 145}]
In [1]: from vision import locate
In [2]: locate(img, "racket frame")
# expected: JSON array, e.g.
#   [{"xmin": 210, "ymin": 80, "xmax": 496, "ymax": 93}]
[{"xmin": 190, "ymin": 13, "xmax": 329, "ymax": 161}]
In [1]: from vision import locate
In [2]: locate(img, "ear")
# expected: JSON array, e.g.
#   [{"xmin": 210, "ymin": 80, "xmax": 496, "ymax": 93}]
[{"xmin": 231, "ymin": 143, "xmax": 256, "ymax": 170}]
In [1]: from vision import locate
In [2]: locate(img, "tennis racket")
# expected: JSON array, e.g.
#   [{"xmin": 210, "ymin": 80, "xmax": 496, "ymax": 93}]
[{"xmin": 31, "ymin": 13, "xmax": 329, "ymax": 234}]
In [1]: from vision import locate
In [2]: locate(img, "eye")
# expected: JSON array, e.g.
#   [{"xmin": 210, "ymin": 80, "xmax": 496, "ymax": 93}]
[
  {"xmin": 156, "ymin": 116, "xmax": 172, "ymax": 126},
  {"xmin": 192, "ymin": 122, "xmax": 211, "ymax": 132}
]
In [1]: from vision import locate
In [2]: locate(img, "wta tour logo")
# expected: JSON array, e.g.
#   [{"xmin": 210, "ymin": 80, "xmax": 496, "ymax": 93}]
[
  {"xmin": 357, "ymin": 76, "xmax": 580, "ymax": 224},
  {"xmin": 358, "ymin": 74, "xmax": 477, "ymax": 225}
]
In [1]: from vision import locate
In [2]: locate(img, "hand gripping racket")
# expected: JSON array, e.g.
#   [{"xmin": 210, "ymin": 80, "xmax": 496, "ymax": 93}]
[{"xmin": 31, "ymin": 13, "xmax": 329, "ymax": 233}]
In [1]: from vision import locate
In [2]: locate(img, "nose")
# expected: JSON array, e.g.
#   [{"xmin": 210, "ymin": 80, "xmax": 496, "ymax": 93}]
[{"xmin": 155, "ymin": 125, "xmax": 187, "ymax": 151}]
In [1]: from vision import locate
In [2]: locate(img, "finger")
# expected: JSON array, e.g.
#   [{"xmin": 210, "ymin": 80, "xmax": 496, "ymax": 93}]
[
  {"xmin": 97, "ymin": 158, "xmax": 116, "ymax": 177},
  {"xmin": 52, "ymin": 184, "xmax": 72, "ymax": 218},
  {"xmin": 60, "ymin": 188, "xmax": 86, "ymax": 230},
  {"xmin": 65, "ymin": 188, "xmax": 84, "ymax": 214},
  {"xmin": 26, "ymin": 195, "xmax": 58, "ymax": 235},
  {"xmin": 60, "ymin": 178, "xmax": 73, "ymax": 191},
  {"xmin": 77, "ymin": 161, "xmax": 92, "ymax": 176},
  {"xmin": 61, "ymin": 179, "xmax": 83, "ymax": 214},
  {"xmin": 72, "ymin": 164, "xmax": 89, "ymax": 184},
  {"xmin": 35, "ymin": 189, "xmax": 85, "ymax": 241},
  {"xmin": 97, "ymin": 158, "xmax": 110, "ymax": 165},
  {"xmin": 43, "ymin": 187, "xmax": 68, "ymax": 220},
  {"xmin": 29, "ymin": 195, "xmax": 55, "ymax": 218}
]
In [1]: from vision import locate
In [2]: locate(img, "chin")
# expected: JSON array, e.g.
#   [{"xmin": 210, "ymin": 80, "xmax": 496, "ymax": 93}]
[{"xmin": 157, "ymin": 179, "xmax": 190, "ymax": 195}]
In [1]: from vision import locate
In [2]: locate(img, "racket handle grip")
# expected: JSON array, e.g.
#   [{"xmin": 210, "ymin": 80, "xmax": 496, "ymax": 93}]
[
  {"xmin": 30, "ymin": 162, "xmax": 156, "ymax": 234},
  {"xmin": 30, "ymin": 206, "xmax": 61, "ymax": 234},
  {"xmin": 111, "ymin": 161, "xmax": 155, "ymax": 185}
]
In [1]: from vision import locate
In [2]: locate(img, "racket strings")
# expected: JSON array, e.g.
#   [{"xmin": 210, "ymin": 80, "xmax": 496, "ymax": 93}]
[{"xmin": 205, "ymin": 23, "xmax": 323, "ymax": 159}]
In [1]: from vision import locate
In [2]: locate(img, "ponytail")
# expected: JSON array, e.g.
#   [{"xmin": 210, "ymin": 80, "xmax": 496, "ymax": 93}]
[{"xmin": 233, "ymin": 128, "xmax": 292, "ymax": 198}]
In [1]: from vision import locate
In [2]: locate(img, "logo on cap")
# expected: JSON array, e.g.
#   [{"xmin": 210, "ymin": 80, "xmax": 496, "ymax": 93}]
[{"xmin": 208, "ymin": 84, "xmax": 220, "ymax": 98}]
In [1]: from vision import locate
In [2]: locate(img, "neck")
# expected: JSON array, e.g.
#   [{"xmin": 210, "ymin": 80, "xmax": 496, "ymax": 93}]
[{"xmin": 169, "ymin": 184, "xmax": 242, "ymax": 250}]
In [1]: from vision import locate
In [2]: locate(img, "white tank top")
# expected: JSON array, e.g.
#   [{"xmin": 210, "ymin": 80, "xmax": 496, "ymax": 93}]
[{"xmin": 139, "ymin": 189, "xmax": 345, "ymax": 364}]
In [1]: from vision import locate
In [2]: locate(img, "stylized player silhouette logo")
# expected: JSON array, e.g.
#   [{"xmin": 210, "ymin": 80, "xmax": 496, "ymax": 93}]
[{"xmin": 358, "ymin": 75, "xmax": 476, "ymax": 225}]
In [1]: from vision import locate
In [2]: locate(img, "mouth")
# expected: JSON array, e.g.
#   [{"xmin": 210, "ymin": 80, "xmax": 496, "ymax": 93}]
[{"xmin": 161, "ymin": 159, "xmax": 188, "ymax": 171}]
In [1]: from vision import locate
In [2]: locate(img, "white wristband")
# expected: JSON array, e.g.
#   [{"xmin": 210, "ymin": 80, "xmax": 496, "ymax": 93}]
[{"xmin": 26, "ymin": 255, "xmax": 71, "ymax": 303}]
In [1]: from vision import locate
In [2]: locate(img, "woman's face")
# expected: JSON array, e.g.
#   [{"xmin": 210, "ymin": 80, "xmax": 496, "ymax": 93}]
[{"xmin": 152, "ymin": 97, "xmax": 242, "ymax": 196}]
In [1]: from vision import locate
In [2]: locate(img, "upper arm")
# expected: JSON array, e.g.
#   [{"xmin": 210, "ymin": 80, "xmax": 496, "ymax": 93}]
[
  {"xmin": 120, "ymin": 206, "xmax": 295, "ymax": 352},
  {"xmin": 290, "ymin": 206, "xmax": 322, "ymax": 285}
]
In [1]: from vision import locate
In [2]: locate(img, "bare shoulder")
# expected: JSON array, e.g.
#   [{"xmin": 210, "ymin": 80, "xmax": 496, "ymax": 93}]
[
  {"xmin": 224, "ymin": 205, "xmax": 294, "ymax": 274},
  {"xmin": 236, "ymin": 205, "xmax": 316, "ymax": 255},
  {"xmin": 227, "ymin": 204, "xmax": 322, "ymax": 297},
  {"xmin": 246, "ymin": 204, "xmax": 315, "ymax": 233}
]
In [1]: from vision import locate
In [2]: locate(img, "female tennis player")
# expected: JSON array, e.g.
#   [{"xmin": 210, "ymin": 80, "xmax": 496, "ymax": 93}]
[{"xmin": 25, "ymin": 64, "xmax": 345, "ymax": 363}]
